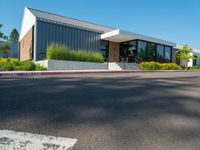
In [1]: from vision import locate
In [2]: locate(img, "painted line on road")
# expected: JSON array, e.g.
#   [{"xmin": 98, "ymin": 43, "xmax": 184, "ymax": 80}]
[{"xmin": 0, "ymin": 130, "xmax": 77, "ymax": 150}]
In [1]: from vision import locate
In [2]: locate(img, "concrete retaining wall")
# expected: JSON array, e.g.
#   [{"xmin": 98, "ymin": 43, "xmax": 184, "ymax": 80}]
[{"xmin": 35, "ymin": 60, "xmax": 108, "ymax": 70}]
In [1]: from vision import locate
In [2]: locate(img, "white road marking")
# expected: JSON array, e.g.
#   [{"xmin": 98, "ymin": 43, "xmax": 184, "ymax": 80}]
[{"xmin": 0, "ymin": 130, "xmax": 77, "ymax": 150}]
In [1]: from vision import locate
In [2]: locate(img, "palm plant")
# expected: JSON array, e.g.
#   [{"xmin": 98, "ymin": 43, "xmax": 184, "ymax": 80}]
[{"xmin": 176, "ymin": 44, "xmax": 195, "ymax": 69}]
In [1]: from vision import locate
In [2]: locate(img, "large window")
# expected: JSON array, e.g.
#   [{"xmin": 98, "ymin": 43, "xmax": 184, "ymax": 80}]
[
  {"xmin": 156, "ymin": 45, "xmax": 164, "ymax": 62},
  {"xmin": 121, "ymin": 41, "xmax": 137, "ymax": 62},
  {"xmin": 128, "ymin": 41, "xmax": 137, "ymax": 51},
  {"xmin": 146, "ymin": 43, "xmax": 156, "ymax": 61},
  {"xmin": 128, "ymin": 41, "xmax": 137, "ymax": 62},
  {"xmin": 164, "ymin": 46, "xmax": 172, "ymax": 62},
  {"xmin": 137, "ymin": 41, "xmax": 147, "ymax": 61},
  {"xmin": 121, "ymin": 42, "xmax": 128, "ymax": 58},
  {"xmin": 100, "ymin": 40, "xmax": 109, "ymax": 61},
  {"xmin": 120, "ymin": 40, "xmax": 173, "ymax": 63}
]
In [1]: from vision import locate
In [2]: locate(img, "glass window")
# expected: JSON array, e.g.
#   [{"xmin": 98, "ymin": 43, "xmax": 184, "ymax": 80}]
[
  {"xmin": 164, "ymin": 46, "xmax": 172, "ymax": 62},
  {"xmin": 128, "ymin": 41, "xmax": 137, "ymax": 51},
  {"xmin": 156, "ymin": 45, "xmax": 164, "ymax": 62},
  {"xmin": 137, "ymin": 41, "xmax": 147, "ymax": 61},
  {"xmin": 100, "ymin": 40, "xmax": 109, "ymax": 61},
  {"xmin": 146, "ymin": 43, "xmax": 156, "ymax": 61},
  {"xmin": 193, "ymin": 55, "xmax": 197, "ymax": 66},
  {"xmin": 127, "ymin": 41, "xmax": 137, "ymax": 62},
  {"xmin": 120, "ymin": 42, "xmax": 128, "ymax": 58}
]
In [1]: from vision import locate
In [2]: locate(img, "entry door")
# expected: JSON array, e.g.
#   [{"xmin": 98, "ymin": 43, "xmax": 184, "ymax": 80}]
[{"xmin": 127, "ymin": 41, "xmax": 137, "ymax": 63}]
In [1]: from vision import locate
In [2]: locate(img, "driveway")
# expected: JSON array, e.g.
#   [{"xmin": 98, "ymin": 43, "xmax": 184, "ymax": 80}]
[{"xmin": 0, "ymin": 72, "xmax": 200, "ymax": 150}]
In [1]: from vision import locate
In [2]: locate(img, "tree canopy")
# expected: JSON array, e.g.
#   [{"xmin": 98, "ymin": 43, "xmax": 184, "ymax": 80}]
[
  {"xmin": 0, "ymin": 24, "xmax": 10, "ymax": 58},
  {"xmin": 0, "ymin": 24, "xmax": 4, "ymax": 39},
  {"xmin": 9, "ymin": 28, "xmax": 19, "ymax": 43},
  {"xmin": 177, "ymin": 44, "xmax": 194, "ymax": 68}
]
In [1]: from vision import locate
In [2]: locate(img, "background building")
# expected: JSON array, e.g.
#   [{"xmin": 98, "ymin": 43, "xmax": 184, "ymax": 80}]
[
  {"xmin": 0, "ymin": 41, "xmax": 19, "ymax": 58},
  {"xmin": 175, "ymin": 45, "xmax": 200, "ymax": 67}
]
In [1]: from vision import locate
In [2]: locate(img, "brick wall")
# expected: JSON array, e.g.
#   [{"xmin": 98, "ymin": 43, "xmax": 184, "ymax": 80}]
[
  {"xmin": 20, "ymin": 27, "xmax": 33, "ymax": 61},
  {"xmin": 108, "ymin": 42, "xmax": 120, "ymax": 62}
]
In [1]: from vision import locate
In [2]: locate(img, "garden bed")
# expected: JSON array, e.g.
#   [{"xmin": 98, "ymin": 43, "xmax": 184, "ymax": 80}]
[{"xmin": 0, "ymin": 58, "xmax": 46, "ymax": 71}]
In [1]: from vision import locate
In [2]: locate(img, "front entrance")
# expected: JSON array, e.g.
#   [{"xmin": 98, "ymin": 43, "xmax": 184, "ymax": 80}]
[
  {"xmin": 120, "ymin": 41, "xmax": 137, "ymax": 63},
  {"xmin": 127, "ymin": 49, "xmax": 137, "ymax": 63}
]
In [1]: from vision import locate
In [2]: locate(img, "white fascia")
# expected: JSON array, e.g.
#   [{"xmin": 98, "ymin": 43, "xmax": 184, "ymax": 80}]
[
  {"xmin": 101, "ymin": 29, "xmax": 176, "ymax": 47},
  {"xmin": 19, "ymin": 7, "xmax": 36, "ymax": 41},
  {"xmin": 122, "ymin": 30, "xmax": 176, "ymax": 47}
]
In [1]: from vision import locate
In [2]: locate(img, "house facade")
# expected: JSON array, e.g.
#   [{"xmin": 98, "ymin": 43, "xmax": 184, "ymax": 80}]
[{"xmin": 19, "ymin": 7, "xmax": 176, "ymax": 65}]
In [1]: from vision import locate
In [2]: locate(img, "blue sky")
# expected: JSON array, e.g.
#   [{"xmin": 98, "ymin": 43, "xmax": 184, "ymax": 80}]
[{"xmin": 0, "ymin": 0, "xmax": 199, "ymax": 48}]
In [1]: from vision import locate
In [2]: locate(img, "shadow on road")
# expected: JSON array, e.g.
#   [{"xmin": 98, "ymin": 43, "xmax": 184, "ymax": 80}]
[{"xmin": 0, "ymin": 73, "xmax": 200, "ymax": 150}]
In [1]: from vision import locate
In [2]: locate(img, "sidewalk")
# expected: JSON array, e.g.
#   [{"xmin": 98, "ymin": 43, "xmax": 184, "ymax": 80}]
[{"xmin": 0, "ymin": 70, "xmax": 199, "ymax": 77}]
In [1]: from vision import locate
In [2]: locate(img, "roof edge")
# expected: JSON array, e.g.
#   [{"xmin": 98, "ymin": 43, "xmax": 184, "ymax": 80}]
[
  {"xmin": 26, "ymin": 7, "xmax": 114, "ymax": 32},
  {"xmin": 19, "ymin": 7, "xmax": 36, "ymax": 41}
]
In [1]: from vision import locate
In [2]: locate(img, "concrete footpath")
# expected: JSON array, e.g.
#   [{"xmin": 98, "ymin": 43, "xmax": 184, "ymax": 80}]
[{"xmin": 0, "ymin": 70, "xmax": 199, "ymax": 77}]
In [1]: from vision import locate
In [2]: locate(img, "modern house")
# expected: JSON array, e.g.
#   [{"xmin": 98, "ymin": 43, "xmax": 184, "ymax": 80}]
[{"xmin": 19, "ymin": 7, "xmax": 177, "ymax": 69}]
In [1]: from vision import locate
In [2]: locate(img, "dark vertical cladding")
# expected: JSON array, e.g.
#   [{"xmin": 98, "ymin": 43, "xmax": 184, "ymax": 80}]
[{"xmin": 36, "ymin": 20, "xmax": 102, "ymax": 60}]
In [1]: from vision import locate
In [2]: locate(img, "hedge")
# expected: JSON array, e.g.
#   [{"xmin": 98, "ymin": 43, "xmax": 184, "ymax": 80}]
[
  {"xmin": 190, "ymin": 66, "xmax": 200, "ymax": 70},
  {"xmin": 139, "ymin": 62, "xmax": 182, "ymax": 70},
  {"xmin": 46, "ymin": 43, "xmax": 104, "ymax": 63},
  {"xmin": 0, "ymin": 58, "xmax": 46, "ymax": 71}
]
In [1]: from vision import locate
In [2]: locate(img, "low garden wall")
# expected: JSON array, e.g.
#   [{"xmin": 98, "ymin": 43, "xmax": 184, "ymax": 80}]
[{"xmin": 35, "ymin": 60, "xmax": 108, "ymax": 70}]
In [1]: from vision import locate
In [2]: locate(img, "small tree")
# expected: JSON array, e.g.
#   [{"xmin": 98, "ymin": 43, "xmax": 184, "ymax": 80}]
[
  {"xmin": 0, "ymin": 43, "xmax": 10, "ymax": 58},
  {"xmin": 0, "ymin": 24, "xmax": 8, "ymax": 40},
  {"xmin": 9, "ymin": 28, "xmax": 19, "ymax": 43},
  {"xmin": 0, "ymin": 24, "xmax": 3, "ymax": 38},
  {"xmin": 177, "ymin": 44, "xmax": 195, "ymax": 69},
  {"xmin": 0, "ymin": 24, "xmax": 10, "ymax": 57}
]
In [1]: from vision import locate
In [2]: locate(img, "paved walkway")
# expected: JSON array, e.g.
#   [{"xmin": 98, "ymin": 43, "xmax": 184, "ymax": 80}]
[{"xmin": 0, "ymin": 70, "xmax": 199, "ymax": 77}]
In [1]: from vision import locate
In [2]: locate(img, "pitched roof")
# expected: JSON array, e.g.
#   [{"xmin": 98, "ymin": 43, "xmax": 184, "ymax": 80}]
[
  {"xmin": 20, "ymin": 7, "xmax": 177, "ymax": 47},
  {"xmin": 27, "ymin": 7, "xmax": 114, "ymax": 33}
]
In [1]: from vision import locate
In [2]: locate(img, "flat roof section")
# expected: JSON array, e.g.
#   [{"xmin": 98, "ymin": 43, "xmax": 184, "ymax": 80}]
[{"xmin": 101, "ymin": 29, "xmax": 176, "ymax": 47}]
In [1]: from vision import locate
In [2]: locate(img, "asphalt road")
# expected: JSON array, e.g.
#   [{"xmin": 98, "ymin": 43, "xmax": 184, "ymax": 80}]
[{"xmin": 0, "ymin": 72, "xmax": 200, "ymax": 150}]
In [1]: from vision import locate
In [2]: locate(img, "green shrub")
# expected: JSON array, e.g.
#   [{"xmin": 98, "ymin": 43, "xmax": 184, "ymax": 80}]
[
  {"xmin": 0, "ymin": 62, "xmax": 14, "ymax": 71},
  {"xmin": 0, "ymin": 58, "xmax": 46, "ymax": 71},
  {"xmin": 35, "ymin": 65, "xmax": 46, "ymax": 71},
  {"xmin": 19, "ymin": 61, "xmax": 36, "ymax": 71},
  {"xmin": 190, "ymin": 66, "xmax": 200, "ymax": 70},
  {"xmin": 0, "ymin": 58, "xmax": 15, "ymax": 71},
  {"xmin": 139, "ymin": 62, "xmax": 181, "ymax": 70},
  {"xmin": 47, "ymin": 43, "xmax": 69, "ymax": 60},
  {"xmin": 139, "ymin": 62, "xmax": 161, "ymax": 70},
  {"xmin": 46, "ymin": 43, "xmax": 104, "ymax": 63},
  {"xmin": 160, "ymin": 63, "xmax": 182, "ymax": 70}
]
